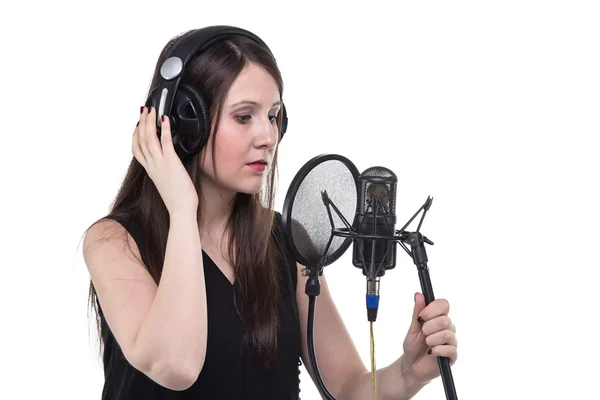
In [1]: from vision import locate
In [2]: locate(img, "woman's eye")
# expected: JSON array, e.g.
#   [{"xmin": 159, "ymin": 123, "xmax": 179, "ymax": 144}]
[
  {"xmin": 236, "ymin": 115, "xmax": 251, "ymax": 124},
  {"xmin": 236, "ymin": 114, "xmax": 277, "ymax": 124}
]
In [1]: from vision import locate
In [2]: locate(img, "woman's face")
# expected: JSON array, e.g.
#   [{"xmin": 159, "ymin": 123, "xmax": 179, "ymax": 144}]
[{"xmin": 199, "ymin": 62, "xmax": 281, "ymax": 196}]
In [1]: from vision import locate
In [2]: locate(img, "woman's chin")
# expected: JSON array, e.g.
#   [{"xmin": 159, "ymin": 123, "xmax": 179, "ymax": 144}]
[
  {"xmin": 237, "ymin": 186, "xmax": 263, "ymax": 195},
  {"xmin": 229, "ymin": 180, "xmax": 262, "ymax": 195}
]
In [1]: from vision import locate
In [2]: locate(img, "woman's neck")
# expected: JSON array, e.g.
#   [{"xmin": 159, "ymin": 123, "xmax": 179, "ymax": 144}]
[{"xmin": 197, "ymin": 178, "xmax": 236, "ymax": 245}]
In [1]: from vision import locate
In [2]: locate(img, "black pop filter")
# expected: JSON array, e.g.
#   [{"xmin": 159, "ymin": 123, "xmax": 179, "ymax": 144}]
[
  {"xmin": 282, "ymin": 154, "xmax": 360, "ymax": 269},
  {"xmin": 281, "ymin": 153, "xmax": 360, "ymax": 400}
]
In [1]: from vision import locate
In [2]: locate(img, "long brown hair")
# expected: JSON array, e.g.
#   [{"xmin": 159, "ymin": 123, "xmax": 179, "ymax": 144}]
[{"xmin": 86, "ymin": 29, "xmax": 285, "ymax": 369}]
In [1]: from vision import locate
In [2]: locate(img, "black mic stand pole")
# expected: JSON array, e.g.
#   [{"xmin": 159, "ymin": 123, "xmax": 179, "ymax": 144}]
[{"xmin": 398, "ymin": 197, "xmax": 458, "ymax": 400}]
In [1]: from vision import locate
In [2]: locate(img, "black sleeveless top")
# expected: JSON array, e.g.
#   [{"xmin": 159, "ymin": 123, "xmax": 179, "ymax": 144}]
[{"xmin": 97, "ymin": 212, "xmax": 302, "ymax": 399}]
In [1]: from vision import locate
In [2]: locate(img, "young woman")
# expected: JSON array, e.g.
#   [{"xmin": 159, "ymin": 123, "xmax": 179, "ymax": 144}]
[{"xmin": 83, "ymin": 26, "xmax": 458, "ymax": 400}]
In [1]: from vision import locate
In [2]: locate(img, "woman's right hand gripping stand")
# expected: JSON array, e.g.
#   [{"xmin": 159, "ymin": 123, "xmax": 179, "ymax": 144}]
[{"xmin": 84, "ymin": 106, "xmax": 208, "ymax": 391}]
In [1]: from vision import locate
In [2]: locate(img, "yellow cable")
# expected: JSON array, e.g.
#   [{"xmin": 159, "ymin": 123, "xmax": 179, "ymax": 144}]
[{"xmin": 370, "ymin": 321, "xmax": 377, "ymax": 400}]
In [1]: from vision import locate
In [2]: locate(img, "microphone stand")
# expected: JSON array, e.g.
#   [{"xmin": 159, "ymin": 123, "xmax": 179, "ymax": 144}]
[
  {"xmin": 312, "ymin": 193, "xmax": 458, "ymax": 400},
  {"xmin": 397, "ymin": 197, "xmax": 458, "ymax": 400}
]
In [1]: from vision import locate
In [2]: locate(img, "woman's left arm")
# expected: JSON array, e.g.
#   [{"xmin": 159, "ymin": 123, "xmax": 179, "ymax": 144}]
[{"xmin": 295, "ymin": 263, "xmax": 458, "ymax": 400}]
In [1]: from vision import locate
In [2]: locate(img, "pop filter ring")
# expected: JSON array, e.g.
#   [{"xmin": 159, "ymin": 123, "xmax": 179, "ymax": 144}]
[
  {"xmin": 281, "ymin": 153, "xmax": 360, "ymax": 400},
  {"xmin": 281, "ymin": 153, "xmax": 361, "ymax": 270}
]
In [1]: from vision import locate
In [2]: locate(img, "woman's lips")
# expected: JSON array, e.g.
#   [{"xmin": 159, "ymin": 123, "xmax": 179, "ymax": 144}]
[{"xmin": 247, "ymin": 163, "xmax": 267, "ymax": 172}]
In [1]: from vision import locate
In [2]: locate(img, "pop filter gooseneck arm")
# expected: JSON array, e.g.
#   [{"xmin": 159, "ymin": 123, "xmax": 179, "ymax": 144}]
[
  {"xmin": 304, "ymin": 266, "xmax": 336, "ymax": 400},
  {"xmin": 303, "ymin": 203, "xmax": 337, "ymax": 400},
  {"xmin": 299, "ymin": 195, "xmax": 346, "ymax": 400}
]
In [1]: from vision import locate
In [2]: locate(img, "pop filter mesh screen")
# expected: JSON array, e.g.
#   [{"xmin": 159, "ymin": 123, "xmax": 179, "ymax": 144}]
[{"xmin": 289, "ymin": 159, "xmax": 358, "ymax": 267}]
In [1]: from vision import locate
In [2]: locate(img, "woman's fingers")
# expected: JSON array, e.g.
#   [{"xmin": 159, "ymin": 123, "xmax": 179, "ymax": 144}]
[
  {"xmin": 425, "ymin": 329, "xmax": 457, "ymax": 348},
  {"xmin": 428, "ymin": 345, "xmax": 458, "ymax": 365},
  {"xmin": 144, "ymin": 106, "xmax": 163, "ymax": 159},
  {"xmin": 132, "ymin": 123, "xmax": 146, "ymax": 168},
  {"xmin": 137, "ymin": 106, "xmax": 152, "ymax": 163},
  {"xmin": 421, "ymin": 315, "xmax": 454, "ymax": 337},
  {"xmin": 159, "ymin": 115, "xmax": 174, "ymax": 154},
  {"xmin": 132, "ymin": 106, "xmax": 177, "ymax": 175}
]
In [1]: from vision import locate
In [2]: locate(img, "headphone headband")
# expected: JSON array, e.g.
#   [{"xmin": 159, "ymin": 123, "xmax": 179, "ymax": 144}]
[{"xmin": 153, "ymin": 25, "xmax": 273, "ymax": 122}]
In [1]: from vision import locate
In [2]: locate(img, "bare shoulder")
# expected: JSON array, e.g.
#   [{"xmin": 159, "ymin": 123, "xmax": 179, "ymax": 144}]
[
  {"xmin": 82, "ymin": 218, "xmax": 158, "ymax": 369},
  {"xmin": 83, "ymin": 217, "xmax": 156, "ymax": 296},
  {"xmin": 83, "ymin": 218, "xmax": 139, "ymax": 269}
]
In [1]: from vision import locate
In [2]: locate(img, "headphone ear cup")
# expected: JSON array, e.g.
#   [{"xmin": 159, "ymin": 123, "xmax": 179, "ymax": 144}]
[
  {"xmin": 169, "ymin": 83, "xmax": 211, "ymax": 157},
  {"xmin": 280, "ymin": 102, "xmax": 288, "ymax": 139}
]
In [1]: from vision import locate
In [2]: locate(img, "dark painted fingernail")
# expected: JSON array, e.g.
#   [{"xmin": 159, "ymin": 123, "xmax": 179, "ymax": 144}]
[
  {"xmin": 417, "ymin": 316, "xmax": 424, "ymax": 324},
  {"xmin": 427, "ymin": 349, "xmax": 432, "ymax": 355},
  {"xmin": 140, "ymin": 106, "xmax": 145, "ymax": 114},
  {"xmin": 161, "ymin": 115, "xmax": 166, "ymax": 122},
  {"xmin": 148, "ymin": 106, "xmax": 153, "ymax": 113},
  {"xmin": 136, "ymin": 121, "xmax": 139, "ymax": 127}
]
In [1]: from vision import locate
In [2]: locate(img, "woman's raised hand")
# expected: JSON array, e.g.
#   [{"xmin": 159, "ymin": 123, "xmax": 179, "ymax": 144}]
[{"xmin": 132, "ymin": 106, "xmax": 199, "ymax": 216}]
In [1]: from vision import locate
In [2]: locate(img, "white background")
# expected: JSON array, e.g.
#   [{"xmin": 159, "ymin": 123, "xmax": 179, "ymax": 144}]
[{"xmin": 1, "ymin": 0, "xmax": 599, "ymax": 399}]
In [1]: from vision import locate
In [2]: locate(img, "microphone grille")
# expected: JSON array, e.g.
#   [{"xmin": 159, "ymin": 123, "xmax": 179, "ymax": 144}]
[
  {"xmin": 360, "ymin": 167, "xmax": 397, "ymax": 215},
  {"xmin": 362, "ymin": 166, "xmax": 396, "ymax": 179}
]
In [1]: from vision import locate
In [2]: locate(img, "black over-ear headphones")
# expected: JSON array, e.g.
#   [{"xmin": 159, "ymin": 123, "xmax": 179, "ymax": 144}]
[{"xmin": 146, "ymin": 25, "xmax": 288, "ymax": 158}]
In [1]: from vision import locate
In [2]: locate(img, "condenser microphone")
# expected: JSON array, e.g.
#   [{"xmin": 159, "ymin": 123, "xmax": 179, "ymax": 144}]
[
  {"xmin": 282, "ymin": 154, "xmax": 458, "ymax": 400},
  {"xmin": 352, "ymin": 166, "xmax": 398, "ymax": 322}
]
